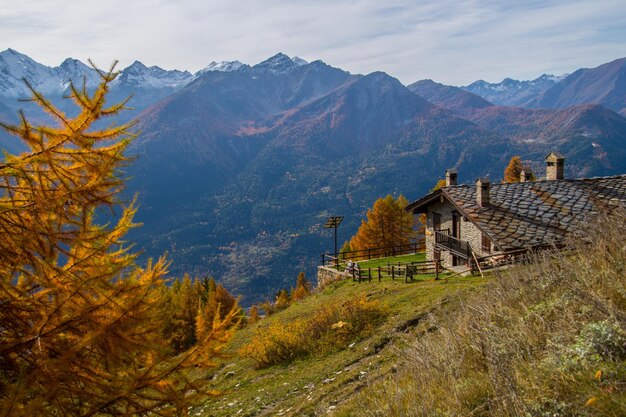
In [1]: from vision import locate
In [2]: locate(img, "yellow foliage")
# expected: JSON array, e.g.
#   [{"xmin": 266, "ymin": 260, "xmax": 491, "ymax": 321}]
[
  {"xmin": 594, "ymin": 369, "xmax": 603, "ymax": 382},
  {"xmin": 350, "ymin": 195, "xmax": 414, "ymax": 252},
  {"xmin": 241, "ymin": 296, "xmax": 385, "ymax": 368},
  {"xmin": 503, "ymin": 156, "xmax": 536, "ymax": 183},
  {"xmin": 291, "ymin": 271, "xmax": 312, "ymax": 302},
  {"xmin": 0, "ymin": 62, "xmax": 236, "ymax": 416},
  {"xmin": 248, "ymin": 305, "xmax": 261, "ymax": 323}
]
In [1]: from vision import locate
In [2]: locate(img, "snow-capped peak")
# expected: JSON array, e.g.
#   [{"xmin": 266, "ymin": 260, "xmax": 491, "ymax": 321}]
[
  {"xmin": 0, "ymin": 48, "xmax": 58, "ymax": 97},
  {"xmin": 292, "ymin": 56, "xmax": 308, "ymax": 67},
  {"xmin": 199, "ymin": 60, "xmax": 244, "ymax": 74},
  {"xmin": 253, "ymin": 53, "xmax": 303, "ymax": 74},
  {"xmin": 114, "ymin": 61, "xmax": 193, "ymax": 88},
  {"xmin": 537, "ymin": 73, "xmax": 569, "ymax": 83}
]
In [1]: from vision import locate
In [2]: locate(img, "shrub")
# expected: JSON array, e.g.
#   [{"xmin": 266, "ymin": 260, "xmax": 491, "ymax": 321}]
[{"xmin": 241, "ymin": 296, "xmax": 385, "ymax": 368}]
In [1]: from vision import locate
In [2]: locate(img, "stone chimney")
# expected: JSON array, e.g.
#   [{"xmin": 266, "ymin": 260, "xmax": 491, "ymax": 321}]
[
  {"xmin": 476, "ymin": 177, "xmax": 490, "ymax": 207},
  {"xmin": 545, "ymin": 152, "xmax": 565, "ymax": 180},
  {"xmin": 520, "ymin": 170, "xmax": 527, "ymax": 183},
  {"xmin": 445, "ymin": 169, "xmax": 458, "ymax": 186}
]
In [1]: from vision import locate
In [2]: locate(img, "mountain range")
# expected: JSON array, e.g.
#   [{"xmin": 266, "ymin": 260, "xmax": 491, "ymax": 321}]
[
  {"xmin": 461, "ymin": 57, "xmax": 626, "ymax": 116},
  {"xmin": 1, "ymin": 49, "xmax": 625, "ymax": 303}
]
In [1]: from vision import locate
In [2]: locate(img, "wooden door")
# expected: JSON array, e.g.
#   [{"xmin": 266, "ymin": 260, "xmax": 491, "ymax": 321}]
[{"xmin": 452, "ymin": 212, "xmax": 461, "ymax": 239}]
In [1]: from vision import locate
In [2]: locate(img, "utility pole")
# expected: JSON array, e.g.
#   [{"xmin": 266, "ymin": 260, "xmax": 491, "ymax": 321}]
[{"xmin": 324, "ymin": 216, "xmax": 343, "ymax": 268}]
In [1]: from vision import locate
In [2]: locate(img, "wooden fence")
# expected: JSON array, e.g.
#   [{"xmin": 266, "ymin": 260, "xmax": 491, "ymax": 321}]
[
  {"xmin": 346, "ymin": 260, "xmax": 441, "ymax": 283},
  {"xmin": 321, "ymin": 241, "xmax": 425, "ymax": 267}
]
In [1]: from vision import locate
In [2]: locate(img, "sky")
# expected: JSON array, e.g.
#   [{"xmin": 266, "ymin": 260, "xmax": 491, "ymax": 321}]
[{"xmin": 1, "ymin": 0, "xmax": 626, "ymax": 86}]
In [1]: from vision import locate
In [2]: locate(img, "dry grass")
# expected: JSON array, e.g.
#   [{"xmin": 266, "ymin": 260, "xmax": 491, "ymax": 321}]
[
  {"xmin": 240, "ymin": 296, "xmax": 386, "ymax": 368},
  {"xmin": 349, "ymin": 211, "xmax": 626, "ymax": 417}
]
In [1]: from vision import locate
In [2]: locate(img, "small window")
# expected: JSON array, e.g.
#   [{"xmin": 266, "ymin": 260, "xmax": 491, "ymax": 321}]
[
  {"xmin": 433, "ymin": 212, "xmax": 441, "ymax": 230},
  {"xmin": 481, "ymin": 234, "xmax": 491, "ymax": 253}
]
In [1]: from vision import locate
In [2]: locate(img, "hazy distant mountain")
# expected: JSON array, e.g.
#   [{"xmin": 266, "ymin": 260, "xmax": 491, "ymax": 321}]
[
  {"xmin": 537, "ymin": 57, "xmax": 626, "ymax": 115},
  {"xmin": 463, "ymin": 73, "xmax": 567, "ymax": 107},
  {"xmin": 407, "ymin": 79, "xmax": 493, "ymax": 117},
  {"xmin": 407, "ymin": 78, "xmax": 626, "ymax": 177}
]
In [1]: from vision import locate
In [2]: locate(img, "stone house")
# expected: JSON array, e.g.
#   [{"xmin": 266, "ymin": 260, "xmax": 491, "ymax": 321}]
[{"xmin": 406, "ymin": 153, "xmax": 626, "ymax": 268}]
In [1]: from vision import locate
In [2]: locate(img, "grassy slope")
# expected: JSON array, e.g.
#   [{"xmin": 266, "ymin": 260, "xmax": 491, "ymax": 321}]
[
  {"xmin": 195, "ymin": 213, "xmax": 626, "ymax": 416},
  {"xmin": 342, "ymin": 213, "xmax": 626, "ymax": 416},
  {"xmin": 192, "ymin": 274, "xmax": 488, "ymax": 417}
]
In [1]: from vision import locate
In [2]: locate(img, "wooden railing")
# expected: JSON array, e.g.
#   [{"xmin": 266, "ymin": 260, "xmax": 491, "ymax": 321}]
[
  {"xmin": 320, "ymin": 240, "xmax": 425, "ymax": 266},
  {"xmin": 434, "ymin": 230, "xmax": 472, "ymax": 259},
  {"xmin": 347, "ymin": 260, "xmax": 442, "ymax": 283}
]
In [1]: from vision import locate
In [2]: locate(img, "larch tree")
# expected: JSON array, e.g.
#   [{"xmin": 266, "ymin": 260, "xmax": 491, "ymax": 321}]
[
  {"xmin": 291, "ymin": 271, "xmax": 311, "ymax": 302},
  {"xmin": 0, "ymin": 62, "xmax": 237, "ymax": 416},
  {"xmin": 167, "ymin": 274, "xmax": 200, "ymax": 353},
  {"xmin": 503, "ymin": 156, "xmax": 536, "ymax": 183},
  {"xmin": 247, "ymin": 305, "xmax": 260, "ymax": 323},
  {"xmin": 196, "ymin": 282, "xmax": 239, "ymax": 341},
  {"xmin": 430, "ymin": 178, "xmax": 446, "ymax": 192},
  {"xmin": 350, "ymin": 195, "xmax": 414, "ymax": 251}
]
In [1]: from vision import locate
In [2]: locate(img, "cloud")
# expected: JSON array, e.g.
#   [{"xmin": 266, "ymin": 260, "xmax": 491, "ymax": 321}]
[{"xmin": 1, "ymin": 0, "xmax": 625, "ymax": 84}]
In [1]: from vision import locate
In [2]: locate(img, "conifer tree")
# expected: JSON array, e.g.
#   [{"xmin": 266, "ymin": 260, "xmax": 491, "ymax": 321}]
[
  {"xmin": 0, "ymin": 62, "xmax": 236, "ymax": 416},
  {"xmin": 431, "ymin": 178, "xmax": 447, "ymax": 192},
  {"xmin": 248, "ymin": 305, "xmax": 261, "ymax": 323},
  {"xmin": 275, "ymin": 289, "xmax": 291, "ymax": 310},
  {"xmin": 339, "ymin": 240, "xmax": 352, "ymax": 258},
  {"xmin": 196, "ymin": 282, "xmax": 238, "ymax": 339},
  {"xmin": 168, "ymin": 274, "xmax": 199, "ymax": 352},
  {"xmin": 503, "ymin": 156, "xmax": 535, "ymax": 183},
  {"xmin": 350, "ymin": 195, "xmax": 414, "ymax": 251},
  {"xmin": 291, "ymin": 271, "xmax": 311, "ymax": 301}
]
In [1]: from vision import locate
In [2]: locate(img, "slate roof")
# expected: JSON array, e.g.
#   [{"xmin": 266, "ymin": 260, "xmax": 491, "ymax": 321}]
[{"xmin": 408, "ymin": 175, "xmax": 626, "ymax": 251}]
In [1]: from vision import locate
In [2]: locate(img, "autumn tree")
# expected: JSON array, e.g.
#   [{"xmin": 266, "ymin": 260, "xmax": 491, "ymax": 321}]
[
  {"xmin": 291, "ymin": 271, "xmax": 312, "ymax": 301},
  {"xmin": 350, "ymin": 195, "xmax": 415, "ymax": 251},
  {"xmin": 165, "ymin": 274, "xmax": 200, "ymax": 352},
  {"xmin": 431, "ymin": 178, "xmax": 446, "ymax": 192},
  {"xmin": 503, "ymin": 156, "xmax": 535, "ymax": 183},
  {"xmin": 248, "ymin": 305, "xmax": 261, "ymax": 323},
  {"xmin": 196, "ymin": 281, "xmax": 239, "ymax": 340},
  {"xmin": 339, "ymin": 240, "xmax": 352, "ymax": 257},
  {"xmin": 0, "ymin": 63, "xmax": 237, "ymax": 416},
  {"xmin": 275, "ymin": 289, "xmax": 291, "ymax": 310}
]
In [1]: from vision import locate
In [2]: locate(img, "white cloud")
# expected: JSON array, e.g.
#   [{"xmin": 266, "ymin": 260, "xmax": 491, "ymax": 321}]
[{"xmin": 1, "ymin": 0, "xmax": 625, "ymax": 84}]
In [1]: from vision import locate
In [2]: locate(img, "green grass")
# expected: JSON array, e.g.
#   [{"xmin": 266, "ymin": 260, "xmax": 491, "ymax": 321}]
[
  {"xmin": 191, "ymin": 272, "xmax": 487, "ymax": 417},
  {"xmin": 356, "ymin": 252, "xmax": 426, "ymax": 269}
]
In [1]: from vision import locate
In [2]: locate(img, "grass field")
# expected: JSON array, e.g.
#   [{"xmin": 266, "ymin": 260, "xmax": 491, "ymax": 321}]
[
  {"xmin": 356, "ymin": 252, "xmax": 426, "ymax": 269},
  {"xmin": 191, "ymin": 272, "xmax": 487, "ymax": 416}
]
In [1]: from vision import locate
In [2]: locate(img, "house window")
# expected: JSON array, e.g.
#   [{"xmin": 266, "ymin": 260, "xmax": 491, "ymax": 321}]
[
  {"xmin": 481, "ymin": 234, "xmax": 491, "ymax": 253},
  {"xmin": 433, "ymin": 212, "xmax": 441, "ymax": 230}
]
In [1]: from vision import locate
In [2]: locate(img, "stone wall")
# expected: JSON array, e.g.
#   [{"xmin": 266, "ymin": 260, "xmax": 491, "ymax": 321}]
[
  {"xmin": 423, "ymin": 199, "xmax": 495, "ymax": 267},
  {"xmin": 316, "ymin": 266, "xmax": 347, "ymax": 289}
]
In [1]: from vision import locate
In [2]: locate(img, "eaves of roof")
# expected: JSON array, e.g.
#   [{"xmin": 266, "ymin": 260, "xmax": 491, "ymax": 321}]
[{"xmin": 405, "ymin": 187, "xmax": 506, "ymax": 251}]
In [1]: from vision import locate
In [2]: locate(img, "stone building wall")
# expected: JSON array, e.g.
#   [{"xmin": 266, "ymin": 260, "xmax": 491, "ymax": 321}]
[{"xmin": 423, "ymin": 198, "xmax": 495, "ymax": 267}]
